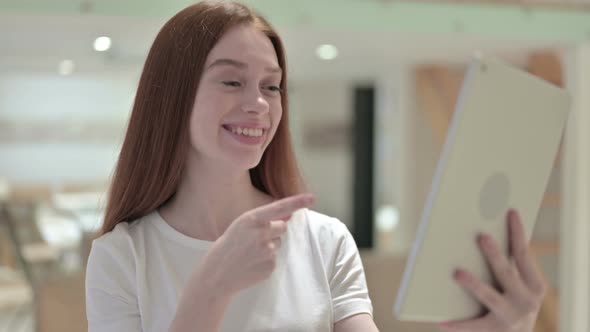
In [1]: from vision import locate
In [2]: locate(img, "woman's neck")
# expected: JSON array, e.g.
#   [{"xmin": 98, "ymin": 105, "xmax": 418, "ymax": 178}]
[{"xmin": 159, "ymin": 162, "xmax": 274, "ymax": 241}]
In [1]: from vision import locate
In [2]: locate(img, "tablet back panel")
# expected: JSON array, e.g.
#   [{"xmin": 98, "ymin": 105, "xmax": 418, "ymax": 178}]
[{"xmin": 394, "ymin": 56, "xmax": 571, "ymax": 322}]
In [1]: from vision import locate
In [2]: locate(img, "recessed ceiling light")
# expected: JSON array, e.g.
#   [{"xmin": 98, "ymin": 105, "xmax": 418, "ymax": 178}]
[
  {"xmin": 58, "ymin": 60, "xmax": 75, "ymax": 76},
  {"xmin": 93, "ymin": 36, "xmax": 111, "ymax": 52},
  {"xmin": 316, "ymin": 44, "xmax": 338, "ymax": 61}
]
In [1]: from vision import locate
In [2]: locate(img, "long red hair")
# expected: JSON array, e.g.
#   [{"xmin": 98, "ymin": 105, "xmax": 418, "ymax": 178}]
[{"xmin": 101, "ymin": 1, "xmax": 304, "ymax": 234}]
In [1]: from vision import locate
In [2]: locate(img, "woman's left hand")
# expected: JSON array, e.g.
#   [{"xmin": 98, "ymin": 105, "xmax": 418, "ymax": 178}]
[{"xmin": 438, "ymin": 209, "xmax": 547, "ymax": 332}]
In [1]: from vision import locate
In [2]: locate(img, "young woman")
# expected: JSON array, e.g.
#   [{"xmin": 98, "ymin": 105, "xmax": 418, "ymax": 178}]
[{"xmin": 85, "ymin": 2, "xmax": 546, "ymax": 332}]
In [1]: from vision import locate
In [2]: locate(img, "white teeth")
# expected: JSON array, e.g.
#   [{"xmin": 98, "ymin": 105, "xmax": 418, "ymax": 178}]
[{"xmin": 228, "ymin": 126, "xmax": 264, "ymax": 137}]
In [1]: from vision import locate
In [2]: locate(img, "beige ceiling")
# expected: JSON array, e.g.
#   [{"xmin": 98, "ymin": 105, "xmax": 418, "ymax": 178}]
[{"xmin": 0, "ymin": 1, "xmax": 588, "ymax": 80}]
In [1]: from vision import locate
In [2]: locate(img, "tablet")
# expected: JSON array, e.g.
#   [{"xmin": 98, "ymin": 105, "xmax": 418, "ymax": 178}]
[{"xmin": 393, "ymin": 55, "xmax": 571, "ymax": 322}]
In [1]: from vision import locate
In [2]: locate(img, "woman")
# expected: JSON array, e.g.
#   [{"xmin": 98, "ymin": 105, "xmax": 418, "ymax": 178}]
[{"xmin": 85, "ymin": 1, "xmax": 546, "ymax": 331}]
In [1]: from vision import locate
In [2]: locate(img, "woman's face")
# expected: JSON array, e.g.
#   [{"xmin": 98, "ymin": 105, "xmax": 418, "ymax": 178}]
[{"xmin": 189, "ymin": 24, "xmax": 283, "ymax": 170}]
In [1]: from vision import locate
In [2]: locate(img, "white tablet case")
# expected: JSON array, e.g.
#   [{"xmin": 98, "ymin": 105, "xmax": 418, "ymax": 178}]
[{"xmin": 393, "ymin": 55, "xmax": 571, "ymax": 322}]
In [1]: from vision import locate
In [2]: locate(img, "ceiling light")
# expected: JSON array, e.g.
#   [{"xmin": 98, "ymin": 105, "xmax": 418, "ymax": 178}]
[
  {"xmin": 58, "ymin": 60, "xmax": 75, "ymax": 76},
  {"xmin": 93, "ymin": 36, "xmax": 111, "ymax": 52},
  {"xmin": 316, "ymin": 44, "xmax": 338, "ymax": 61}
]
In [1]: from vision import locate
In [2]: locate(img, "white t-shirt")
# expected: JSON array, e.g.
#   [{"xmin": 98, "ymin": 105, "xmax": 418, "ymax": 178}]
[{"xmin": 85, "ymin": 208, "xmax": 373, "ymax": 332}]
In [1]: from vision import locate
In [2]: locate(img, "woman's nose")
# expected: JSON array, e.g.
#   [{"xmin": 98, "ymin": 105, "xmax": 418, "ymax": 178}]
[{"xmin": 241, "ymin": 89, "xmax": 269, "ymax": 114}]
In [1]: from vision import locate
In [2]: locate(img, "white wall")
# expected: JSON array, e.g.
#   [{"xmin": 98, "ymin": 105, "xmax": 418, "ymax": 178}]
[
  {"xmin": 560, "ymin": 42, "xmax": 590, "ymax": 332},
  {"xmin": 0, "ymin": 71, "xmax": 138, "ymax": 186},
  {"xmin": 290, "ymin": 80, "xmax": 355, "ymax": 228},
  {"xmin": 374, "ymin": 66, "xmax": 444, "ymax": 255},
  {"xmin": 0, "ymin": 72, "xmax": 136, "ymax": 122},
  {"xmin": 374, "ymin": 68, "xmax": 425, "ymax": 254},
  {"xmin": 0, "ymin": 143, "xmax": 120, "ymax": 185}
]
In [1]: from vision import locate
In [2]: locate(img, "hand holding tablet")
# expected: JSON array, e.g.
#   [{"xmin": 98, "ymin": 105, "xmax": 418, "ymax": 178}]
[{"xmin": 394, "ymin": 55, "xmax": 571, "ymax": 330}]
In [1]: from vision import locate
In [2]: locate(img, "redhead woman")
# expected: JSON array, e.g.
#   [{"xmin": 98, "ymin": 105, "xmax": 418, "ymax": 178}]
[{"xmin": 85, "ymin": 2, "xmax": 546, "ymax": 331}]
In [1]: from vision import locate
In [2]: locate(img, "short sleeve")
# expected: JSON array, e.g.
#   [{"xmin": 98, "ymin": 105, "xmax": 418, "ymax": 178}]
[
  {"xmin": 329, "ymin": 220, "xmax": 374, "ymax": 323},
  {"xmin": 85, "ymin": 238, "xmax": 142, "ymax": 332}
]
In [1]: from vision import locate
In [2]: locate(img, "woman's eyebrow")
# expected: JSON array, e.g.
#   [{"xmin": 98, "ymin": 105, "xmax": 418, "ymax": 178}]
[{"xmin": 206, "ymin": 58, "xmax": 282, "ymax": 73}]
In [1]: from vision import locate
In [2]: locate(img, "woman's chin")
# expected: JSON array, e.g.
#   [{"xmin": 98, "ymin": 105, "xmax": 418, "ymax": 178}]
[{"xmin": 226, "ymin": 153, "xmax": 264, "ymax": 171}]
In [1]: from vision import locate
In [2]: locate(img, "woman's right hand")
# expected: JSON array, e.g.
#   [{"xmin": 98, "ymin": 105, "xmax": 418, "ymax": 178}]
[{"xmin": 197, "ymin": 193, "xmax": 315, "ymax": 297}]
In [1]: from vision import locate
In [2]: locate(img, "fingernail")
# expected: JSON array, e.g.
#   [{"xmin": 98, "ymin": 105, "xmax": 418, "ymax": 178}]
[
  {"xmin": 476, "ymin": 233, "xmax": 489, "ymax": 247},
  {"xmin": 484, "ymin": 234, "xmax": 492, "ymax": 245},
  {"xmin": 476, "ymin": 233, "xmax": 484, "ymax": 244},
  {"xmin": 508, "ymin": 209, "xmax": 518, "ymax": 221},
  {"xmin": 453, "ymin": 269, "xmax": 464, "ymax": 280}
]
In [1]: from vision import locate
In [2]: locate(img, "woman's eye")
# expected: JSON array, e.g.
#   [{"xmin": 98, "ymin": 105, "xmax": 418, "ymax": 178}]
[
  {"xmin": 266, "ymin": 85, "xmax": 282, "ymax": 93},
  {"xmin": 222, "ymin": 81, "xmax": 241, "ymax": 87}
]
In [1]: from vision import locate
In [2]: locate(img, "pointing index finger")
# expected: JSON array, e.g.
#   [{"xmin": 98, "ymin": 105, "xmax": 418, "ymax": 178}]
[{"xmin": 250, "ymin": 194, "xmax": 315, "ymax": 225}]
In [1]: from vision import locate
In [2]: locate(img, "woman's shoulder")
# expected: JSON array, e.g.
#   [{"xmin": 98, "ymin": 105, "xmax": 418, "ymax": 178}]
[
  {"xmin": 294, "ymin": 208, "xmax": 351, "ymax": 241},
  {"xmin": 86, "ymin": 213, "xmax": 158, "ymax": 285},
  {"xmin": 91, "ymin": 212, "xmax": 154, "ymax": 256},
  {"xmin": 85, "ymin": 214, "xmax": 158, "ymax": 299}
]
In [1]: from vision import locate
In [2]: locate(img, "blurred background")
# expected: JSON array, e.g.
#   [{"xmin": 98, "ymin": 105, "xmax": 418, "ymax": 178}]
[{"xmin": 1, "ymin": 0, "xmax": 589, "ymax": 331}]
